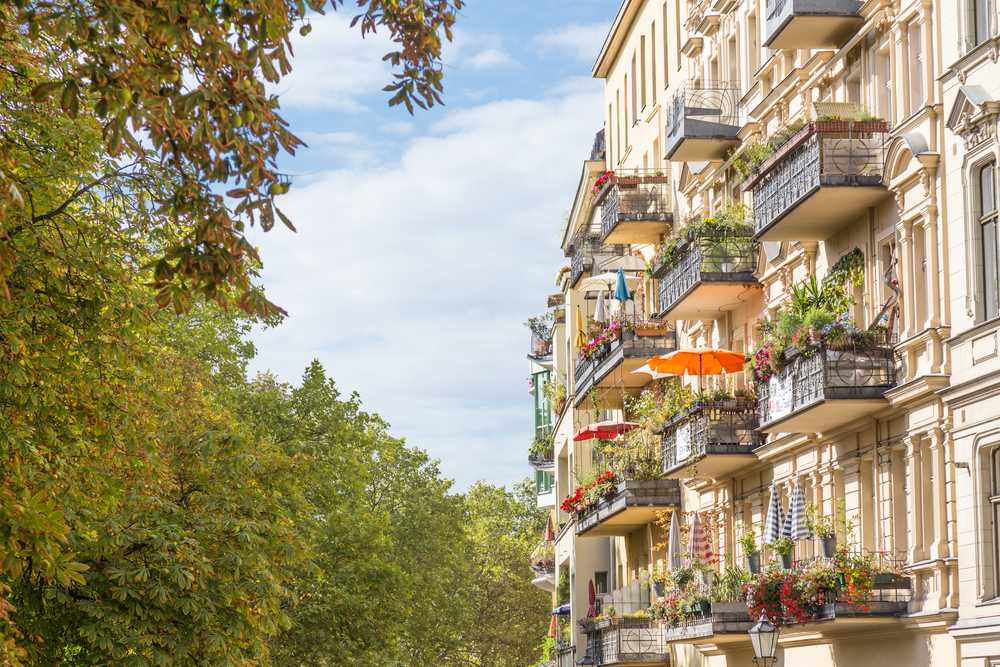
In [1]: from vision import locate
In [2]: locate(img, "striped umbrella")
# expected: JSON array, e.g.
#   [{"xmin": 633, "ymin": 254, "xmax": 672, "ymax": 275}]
[
  {"xmin": 782, "ymin": 476, "xmax": 810, "ymax": 540},
  {"xmin": 687, "ymin": 512, "xmax": 716, "ymax": 566},
  {"xmin": 762, "ymin": 484, "xmax": 785, "ymax": 544},
  {"xmin": 666, "ymin": 510, "xmax": 682, "ymax": 569}
]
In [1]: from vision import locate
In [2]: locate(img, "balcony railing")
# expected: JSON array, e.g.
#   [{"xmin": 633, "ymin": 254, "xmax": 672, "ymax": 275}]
[
  {"xmin": 574, "ymin": 332, "xmax": 677, "ymax": 403},
  {"xmin": 529, "ymin": 334, "xmax": 553, "ymax": 361},
  {"xmin": 598, "ymin": 173, "xmax": 672, "ymax": 244},
  {"xmin": 662, "ymin": 602, "xmax": 755, "ymax": 644},
  {"xmin": 528, "ymin": 452, "xmax": 555, "ymax": 471},
  {"xmin": 758, "ymin": 338, "xmax": 897, "ymax": 433},
  {"xmin": 745, "ymin": 121, "xmax": 890, "ymax": 241},
  {"xmin": 661, "ymin": 401, "xmax": 763, "ymax": 479},
  {"xmin": 556, "ymin": 647, "xmax": 575, "ymax": 667},
  {"xmin": 575, "ymin": 480, "xmax": 681, "ymax": 537},
  {"xmin": 665, "ymin": 81, "xmax": 741, "ymax": 161},
  {"xmin": 764, "ymin": 0, "xmax": 864, "ymax": 49},
  {"xmin": 655, "ymin": 230, "xmax": 758, "ymax": 319},
  {"xmin": 570, "ymin": 234, "xmax": 628, "ymax": 288},
  {"xmin": 583, "ymin": 619, "xmax": 670, "ymax": 666}
]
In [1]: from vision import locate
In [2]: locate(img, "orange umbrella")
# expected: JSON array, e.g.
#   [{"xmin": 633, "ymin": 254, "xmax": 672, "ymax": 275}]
[{"xmin": 646, "ymin": 348, "xmax": 746, "ymax": 376}]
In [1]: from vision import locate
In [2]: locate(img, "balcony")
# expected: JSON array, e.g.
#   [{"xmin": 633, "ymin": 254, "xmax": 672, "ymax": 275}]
[
  {"xmin": 665, "ymin": 81, "xmax": 741, "ymax": 162},
  {"xmin": 570, "ymin": 234, "xmax": 628, "ymax": 288},
  {"xmin": 661, "ymin": 602, "xmax": 755, "ymax": 646},
  {"xmin": 744, "ymin": 121, "xmax": 890, "ymax": 242},
  {"xmin": 764, "ymin": 0, "xmax": 864, "ymax": 50},
  {"xmin": 654, "ymin": 230, "xmax": 759, "ymax": 320},
  {"xmin": 582, "ymin": 618, "xmax": 670, "ymax": 666},
  {"xmin": 597, "ymin": 173, "xmax": 673, "ymax": 244},
  {"xmin": 758, "ymin": 340, "xmax": 897, "ymax": 433},
  {"xmin": 573, "ymin": 333, "xmax": 677, "ymax": 404},
  {"xmin": 660, "ymin": 401, "xmax": 763, "ymax": 480},
  {"xmin": 528, "ymin": 335, "xmax": 553, "ymax": 367},
  {"xmin": 576, "ymin": 480, "xmax": 681, "ymax": 537}
]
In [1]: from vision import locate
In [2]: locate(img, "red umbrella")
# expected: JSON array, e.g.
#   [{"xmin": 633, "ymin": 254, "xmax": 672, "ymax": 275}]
[
  {"xmin": 544, "ymin": 514, "xmax": 555, "ymax": 542},
  {"xmin": 572, "ymin": 420, "xmax": 640, "ymax": 441},
  {"xmin": 587, "ymin": 578, "xmax": 597, "ymax": 618}
]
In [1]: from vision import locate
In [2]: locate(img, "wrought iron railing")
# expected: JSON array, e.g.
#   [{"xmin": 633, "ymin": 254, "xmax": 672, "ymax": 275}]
[
  {"xmin": 747, "ymin": 122, "xmax": 889, "ymax": 236},
  {"xmin": 585, "ymin": 619, "xmax": 669, "ymax": 665},
  {"xmin": 666, "ymin": 81, "xmax": 741, "ymax": 142},
  {"xmin": 570, "ymin": 234, "xmax": 628, "ymax": 287},
  {"xmin": 758, "ymin": 337, "xmax": 897, "ymax": 426},
  {"xmin": 661, "ymin": 401, "xmax": 763, "ymax": 472},
  {"xmin": 599, "ymin": 174, "xmax": 671, "ymax": 239},
  {"xmin": 530, "ymin": 334, "xmax": 553, "ymax": 358},
  {"xmin": 655, "ymin": 230, "xmax": 757, "ymax": 316},
  {"xmin": 556, "ymin": 648, "xmax": 575, "ymax": 667},
  {"xmin": 766, "ymin": 0, "xmax": 788, "ymax": 19},
  {"xmin": 528, "ymin": 452, "xmax": 555, "ymax": 470}
]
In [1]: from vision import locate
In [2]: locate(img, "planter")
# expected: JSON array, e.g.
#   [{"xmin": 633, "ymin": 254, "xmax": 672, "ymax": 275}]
[
  {"xmin": 745, "ymin": 553, "xmax": 761, "ymax": 574},
  {"xmin": 819, "ymin": 536, "xmax": 838, "ymax": 558},
  {"xmin": 623, "ymin": 331, "xmax": 636, "ymax": 340},
  {"xmin": 653, "ymin": 581, "xmax": 666, "ymax": 597},
  {"xmin": 607, "ymin": 330, "xmax": 622, "ymax": 342},
  {"xmin": 556, "ymin": 399, "xmax": 566, "ymax": 415},
  {"xmin": 778, "ymin": 553, "xmax": 794, "ymax": 570},
  {"xmin": 683, "ymin": 602, "xmax": 708, "ymax": 613},
  {"xmin": 874, "ymin": 573, "xmax": 909, "ymax": 585},
  {"xmin": 636, "ymin": 328, "xmax": 667, "ymax": 336}
]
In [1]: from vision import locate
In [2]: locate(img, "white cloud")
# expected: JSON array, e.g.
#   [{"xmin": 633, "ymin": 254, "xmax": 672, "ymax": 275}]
[
  {"xmin": 533, "ymin": 23, "xmax": 612, "ymax": 62},
  {"xmin": 468, "ymin": 48, "xmax": 516, "ymax": 69},
  {"xmin": 248, "ymin": 85, "xmax": 605, "ymax": 490},
  {"xmin": 270, "ymin": 13, "xmax": 394, "ymax": 111}
]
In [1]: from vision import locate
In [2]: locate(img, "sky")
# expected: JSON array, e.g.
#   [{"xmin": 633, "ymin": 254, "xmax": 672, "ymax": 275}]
[{"xmin": 246, "ymin": 1, "xmax": 616, "ymax": 492}]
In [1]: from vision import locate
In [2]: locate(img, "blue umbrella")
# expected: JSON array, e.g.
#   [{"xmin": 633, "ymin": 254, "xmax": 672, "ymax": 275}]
[
  {"xmin": 552, "ymin": 603, "xmax": 571, "ymax": 616},
  {"xmin": 762, "ymin": 484, "xmax": 785, "ymax": 544},
  {"xmin": 613, "ymin": 267, "xmax": 631, "ymax": 302}
]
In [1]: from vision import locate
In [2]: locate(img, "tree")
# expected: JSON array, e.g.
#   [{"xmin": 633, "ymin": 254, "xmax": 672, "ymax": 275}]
[
  {"xmin": 449, "ymin": 480, "xmax": 551, "ymax": 667},
  {"xmin": 2, "ymin": 0, "xmax": 464, "ymax": 316}
]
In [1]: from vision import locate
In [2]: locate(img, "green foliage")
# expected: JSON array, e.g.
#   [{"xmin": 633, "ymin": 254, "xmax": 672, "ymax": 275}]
[
  {"xmin": 529, "ymin": 430, "xmax": 555, "ymax": 458},
  {"xmin": 712, "ymin": 557, "xmax": 752, "ymax": 603},
  {"xmin": 768, "ymin": 536, "xmax": 795, "ymax": 556},
  {"xmin": 805, "ymin": 499, "xmax": 859, "ymax": 541},
  {"xmin": 542, "ymin": 371, "xmax": 567, "ymax": 410},
  {"xmin": 557, "ymin": 570, "xmax": 570, "ymax": 605},
  {"xmin": 2, "ymin": 0, "xmax": 463, "ymax": 318},
  {"xmin": 739, "ymin": 523, "xmax": 760, "ymax": 556}
]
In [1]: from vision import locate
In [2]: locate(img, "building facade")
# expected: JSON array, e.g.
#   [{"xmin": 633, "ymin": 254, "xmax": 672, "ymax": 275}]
[{"xmin": 525, "ymin": 1, "xmax": 1000, "ymax": 666}]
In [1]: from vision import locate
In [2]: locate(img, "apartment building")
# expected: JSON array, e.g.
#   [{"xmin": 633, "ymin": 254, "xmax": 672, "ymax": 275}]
[{"xmin": 526, "ymin": 1, "xmax": 1000, "ymax": 666}]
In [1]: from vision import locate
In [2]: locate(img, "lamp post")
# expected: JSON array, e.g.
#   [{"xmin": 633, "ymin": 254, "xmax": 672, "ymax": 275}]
[
  {"xmin": 576, "ymin": 648, "xmax": 595, "ymax": 666},
  {"xmin": 748, "ymin": 614, "xmax": 780, "ymax": 667}
]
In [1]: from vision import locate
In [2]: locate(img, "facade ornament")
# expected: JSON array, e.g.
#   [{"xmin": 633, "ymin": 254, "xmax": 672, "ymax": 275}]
[
  {"xmin": 991, "ymin": 43, "xmax": 999, "ymax": 64},
  {"xmin": 894, "ymin": 187, "xmax": 907, "ymax": 219}
]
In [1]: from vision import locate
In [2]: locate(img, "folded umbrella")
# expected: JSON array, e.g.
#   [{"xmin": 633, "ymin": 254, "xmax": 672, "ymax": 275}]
[
  {"xmin": 762, "ymin": 484, "xmax": 785, "ymax": 544},
  {"xmin": 544, "ymin": 514, "xmax": 555, "ymax": 542},
  {"xmin": 667, "ymin": 509, "xmax": 682, "ymax": 569},
  {"xmin": 595, "ymin": 289, "xmax": 608, "ymax": 323},
  {"xmin": 784, "ymin": 476, "xmax": 810, "ymax": 540},
  {"xmin": 688, "ymin": 512, "xmax": 716, "ymax": 566},
  {"xmin": 574, "ymin": 306, "xmax": 587, "ymax": 349},
  {"xmin": 613, "ymin": 267, "xmax": 632, "ymax": 302}
]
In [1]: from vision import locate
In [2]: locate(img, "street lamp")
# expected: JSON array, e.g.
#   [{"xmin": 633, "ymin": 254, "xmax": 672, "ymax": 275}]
[
  {"xmin": 576, "ymin": 648, "xmax": 595, "ymax": 666},
  {"xmin": 748, "ymin": 614, "xmax": 780, "ymax": 667}
]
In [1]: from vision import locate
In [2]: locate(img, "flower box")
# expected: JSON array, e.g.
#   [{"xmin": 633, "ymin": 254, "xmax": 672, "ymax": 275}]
[{"xmin": 636, "ymin": 328, "xmax": 667, "ymax": 336}]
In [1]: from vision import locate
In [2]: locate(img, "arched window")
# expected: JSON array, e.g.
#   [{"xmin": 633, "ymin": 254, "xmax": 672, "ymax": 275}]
[{"xmin": 980, "ymin": 162, "xmax": 999, "ymax": 321}]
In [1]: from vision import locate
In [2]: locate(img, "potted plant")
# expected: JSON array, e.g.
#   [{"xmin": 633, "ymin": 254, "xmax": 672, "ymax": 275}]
[
  {"xmin": 635, "ymin": 320, "xmax": 669, "ymax": 336},
  {"xmin": 649, "ymin": 565, "xmax": 670, "ymax": 597},
  {"xmin": 805, "ymin": 499, "xmax": 857, "ymax": 558},
  {"xmin": 769, "ymin": 536, "xmax": 795, "ymax": 569},
  {"xmin": 671, "ymin": 564, "xmax": 696, "ymax": 591},
  {"xmin": 740, "ymin": 523, "xmax": 761, "ymax": 573}
]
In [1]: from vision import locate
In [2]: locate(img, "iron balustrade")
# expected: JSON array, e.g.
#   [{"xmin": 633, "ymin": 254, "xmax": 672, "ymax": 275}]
[
  {"xmin": 661, "ymin": 401, "xmax": 763, "ymax": 472},
  {"xmin": 665, "ymin": 81, "xmax": 741, "ymax": 155},
  {"xmin": 655, "ymin": 231, "xmax": 757, "ymax": 316},
  {"xmin": 584, "ymin": 619, "xmax": 670, "ymax": 666},
  {"xmin": 574, "ymin": 355, "xmax": 594, "ymax": 397},
  {"xmin": 758, "ymin": 338, "xmax": 897, "ymax": 427},
  {"xmin": 747, "ymin": 122, "xmax": 889, "ymax": 236},
  {"xmin": 570, "ymin": 235, "xmax": 628, "ymax": 287},
  {"xmin": 556, "ymin": 649, "xmax": 574, "ymax": 667},
  {"xmin": 575, "ymin": 332, "xmax": 678, "ymax": 403},
  {"xmin": 765, "ymin": 0, "xmax": 788, "ymax": 19},
  {"xmin": 575, "ymin": 480, "xmax": 681, "ymax": 536},
  {"xmin": 599, "ymin": 175, "xmax": 672, "ymax": 240}
]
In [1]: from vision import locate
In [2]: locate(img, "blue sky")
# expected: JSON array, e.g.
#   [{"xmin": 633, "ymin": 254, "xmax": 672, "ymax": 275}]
[{"xmin": 246, "ymin": 2, "xmax": 614, "ymax": 491}]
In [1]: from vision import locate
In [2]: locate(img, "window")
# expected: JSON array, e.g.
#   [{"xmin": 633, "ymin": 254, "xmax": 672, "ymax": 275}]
[
  {"xmin": 640, "ymin": 36, "xmax": 647, "ymax": 110},
  {"xmin": 907, "ymin": 21, "xmax": 923, "ymax": 116},
  {"xmin": 877, "ymin": 50, "xmax": 892, "ymax": 122},
  {"xmin": 975, "ymin": 0, "xmax": 992, "ymax": 46},
  {"xmin": 594, "ymin": 571, "xmax": 608, "ymax": 594},
  {"xmin": 747, "ymin": 15, "xmax": 758, "ymax": 77},
  {"xmin": 675, "ymin": 0, "xmax": 681, "ymax": 70},
  {"xmin": 981, "ymin": 161, "xmax": 999, "ymax": 320},
  {"xmin": 990, "ymin": 448, "xmax": 1000, "ymax": 596},
  {"xmin": 651, "ymin": 26, "xmax": 657, "ymax": 105},
  {"xmin": 631, "ymin": 56, "xmax": 638, "ymax": 123},
  {"xmin": 663, "ymin": 3, "xmax": 670, "ymax": 85}
]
